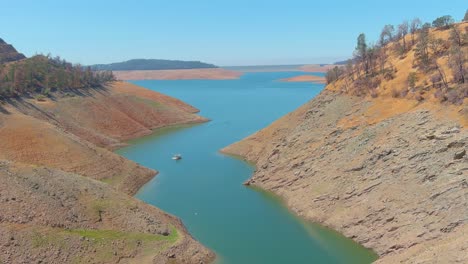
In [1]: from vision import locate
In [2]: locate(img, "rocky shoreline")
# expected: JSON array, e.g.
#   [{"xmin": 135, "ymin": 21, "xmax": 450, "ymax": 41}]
[{"xmin": 222, "ymin": 90, "xmax": 467, "ymax": 263}]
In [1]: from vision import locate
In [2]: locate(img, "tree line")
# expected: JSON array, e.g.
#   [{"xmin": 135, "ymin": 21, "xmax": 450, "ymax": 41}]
[
  {"xmin": 0, "ymin": 54, "xmax": 115, "ymax": 99},
  {"xmin": 326, "ymin": 12, "xmax": 467, "ymax": 104}
]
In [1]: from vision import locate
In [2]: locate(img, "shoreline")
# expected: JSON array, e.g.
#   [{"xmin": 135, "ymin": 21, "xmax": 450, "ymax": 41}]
[
  {"xmin": 116, "ymin": 121, "xmax": 209, "ymax": 195},
  {"xmin": 279, "ymin": 75, "xmax": 326, "ymax": 84},
  {"xmin": 221, "ymin": 90, "xmax": 467, "ymax": 263},
  {"xmin": 113, "ymin": 68, "xmax": 242, "ymax": 80},
  {"xmin": 219, "ymin": 147, "xmax": 378, "ymax": 258}
]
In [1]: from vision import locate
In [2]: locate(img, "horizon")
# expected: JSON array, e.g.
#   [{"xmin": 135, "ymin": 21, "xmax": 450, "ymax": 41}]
[{"xmin": 1, "ymin": 1, "xmax": 467, "ymax": 66}]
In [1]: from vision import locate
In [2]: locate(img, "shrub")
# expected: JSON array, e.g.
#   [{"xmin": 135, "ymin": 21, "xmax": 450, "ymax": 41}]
[
  {"xmin": 415, "ymin": 93, "xmax": 425, "ymax": 102},
  {"xmin": 431, "ymin": 74, "xmax": 442, "ymax": 88},
  {"xmin": 34, "ymin": 94, "xmax": 46, "ymax": 101},
  {"xmin": 408, "ymin": 72, "xmax": 418, "ymax": 90},
  {"xmin": 391, "ymin": 88, "xmax": 400, "ymax": 98},
  {"xmin": 400, "ymin": 89, "xmax": 409, "ymax": 98}
]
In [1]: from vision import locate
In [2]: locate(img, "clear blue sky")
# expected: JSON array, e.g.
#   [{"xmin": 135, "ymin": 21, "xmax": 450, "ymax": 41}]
[{"xmin": 1, "ymin": 0, "xmax": 466, "ymax": 66}]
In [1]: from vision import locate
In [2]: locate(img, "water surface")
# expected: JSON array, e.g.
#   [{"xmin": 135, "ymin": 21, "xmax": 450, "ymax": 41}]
[{"xmin": 117, "ymin": 72, "xmax": 377, "ymax": 264}]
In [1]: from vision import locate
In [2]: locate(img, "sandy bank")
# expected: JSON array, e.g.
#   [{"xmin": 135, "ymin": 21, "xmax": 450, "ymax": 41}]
[
  {"xmin": 113, "ymin": 68, "xmax": 242, "ymax": 80},
  {"xmin": 280, "ymin": 75, "xmax": 326, "ymax": 84}
]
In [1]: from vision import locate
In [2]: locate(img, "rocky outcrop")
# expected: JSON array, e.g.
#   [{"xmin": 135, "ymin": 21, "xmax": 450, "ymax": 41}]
[
  {"xmin": 223, "ymin": 91, "xmax": 467, "ymax": 263},
  {"xmin": 0, "ymin": 38, "xmax": 26, "ymax": 63}
]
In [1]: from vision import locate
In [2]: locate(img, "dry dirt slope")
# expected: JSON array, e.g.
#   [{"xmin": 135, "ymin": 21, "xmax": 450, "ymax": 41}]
[
  {"xmin": 0, "ymin": 161, "xmax": 214, "ymax": 264},
  {"xmin": 0, "ymin": 81, "xmax": 214, "ymax": 263},
  {"xmin": 223, "ymin": 91, "xmax": 467, "ymax": 263},
  {"xmin": 0, "ymin": 81, "xmax": 207, "ymax": 195}
]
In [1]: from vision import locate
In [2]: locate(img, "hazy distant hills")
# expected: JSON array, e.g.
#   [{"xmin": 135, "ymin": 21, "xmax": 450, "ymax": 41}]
[
  {"xmin": 0, "ymin": 38, "xmax": 26, "ymax": 64},
  {"xmin": 90, "ymin": 59, "xmax": 218, "ymax": 71}
]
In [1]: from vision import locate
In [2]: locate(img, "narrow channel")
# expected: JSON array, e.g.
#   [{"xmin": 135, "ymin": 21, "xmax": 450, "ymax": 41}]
[{"xmin": 116, "ymin": 72, "xmax": 377, "ymax": 264}]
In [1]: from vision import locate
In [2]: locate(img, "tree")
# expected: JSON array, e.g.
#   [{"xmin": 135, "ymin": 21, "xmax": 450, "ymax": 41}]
[
  {"xmin": 379, "ymin": 25, "xmax": 395, "ymax": 46},
  {"xmin": 432, "ymin": 15, "xmax": 454, "ymax": 28},
  {"xmin": 464, "ymin": 9, "xmax": 468, "ymax": 22},
  {"xmin": 398, "ymin": 21, "xmax": 409, "ymax": 50},
  {"xmin": 414, "ymin": 27, "xmax": 431, "ymax": 71},
  {"xmin": 410, "ymin": 18, "xmax": 422, "ymax": 45},
  {"xmin": 448, "ymin": 26, "xmax": 466, "ymax": 84},
  {"xmin": 422, "ymin": 23, "xmax": 432, "ymax": 31},
  {"xmin": 355, "ymin": 33, "xmax": 368, "ymax": 75},
  {"xmin": 325, "ymin": 66, "xmax": 344, "ymax": 84}
]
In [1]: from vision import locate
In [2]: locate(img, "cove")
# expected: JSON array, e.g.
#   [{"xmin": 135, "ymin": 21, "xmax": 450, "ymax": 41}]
[{"xmin": 116, "ymin": 72, "xmax": 378, "ymax": 264}]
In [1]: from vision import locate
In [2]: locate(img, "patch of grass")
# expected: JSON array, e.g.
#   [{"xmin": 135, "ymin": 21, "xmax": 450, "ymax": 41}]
[
  {"xmin": 133, "ymin": 96, "xmax": 166, "ymax": 110},
  {"xmin": 31, "ymin": 230, "xmax": 67, "ymax": 249},
  {"xmin": 100, "ymin": 177, "xmax": 116, "ymax": 185},
  {"xmin": 66, "ymin": 226, "xmax": 179, "ymax": 243}
]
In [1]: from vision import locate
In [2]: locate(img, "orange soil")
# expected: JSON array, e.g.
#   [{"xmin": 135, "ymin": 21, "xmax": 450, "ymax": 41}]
[
  {"xmin": 113, "ymin": 68, "xmax": 242, "ymax": 80},
  {"xmin": 280, "ymin": 75, "xmax": 326, "ymax": 84},
  {"xmin": 0, "ymin": 81, "xmax": 208, "ymax": 194}
]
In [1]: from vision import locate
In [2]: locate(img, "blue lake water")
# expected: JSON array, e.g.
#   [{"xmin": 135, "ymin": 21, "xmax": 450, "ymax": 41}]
[{"xmin": 116, "ymin": 72, "xmax": 377, "ymax": 264}]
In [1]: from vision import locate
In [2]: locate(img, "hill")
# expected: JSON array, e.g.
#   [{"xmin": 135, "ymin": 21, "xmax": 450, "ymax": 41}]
[
  {"xmin": 0, "ymin": 38, "xmax": 25, "ymax": 64},
  {"xmin": 326, "ymin": 22, "xmax": 467, "ymax": 105},
  {"xmin": 223, "ymin": 19, "xmax": 467, "ymax": 263},
  {"xmin": 0, "ymin": 40, "xmax": 213, "ymax": 263},
  {"xmin": 90, "ymin": 59, "xmax": 218, "ymax": 71},
  {"xmin": 0, "ymin": 54, "xmax": 114, "ymax": 99}
]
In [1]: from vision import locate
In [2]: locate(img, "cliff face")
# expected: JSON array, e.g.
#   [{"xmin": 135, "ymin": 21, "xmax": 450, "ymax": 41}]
[
  {"xmin": 0, "ymin": 38, "xmax": 26, "ymax": 63},
  {"xmin": 0, "ymin": 81, "xmax": 213, "ymax": 263},
  {"xmin": 223, "ymin": 91, "xmax": 467, "ymax": 263}
]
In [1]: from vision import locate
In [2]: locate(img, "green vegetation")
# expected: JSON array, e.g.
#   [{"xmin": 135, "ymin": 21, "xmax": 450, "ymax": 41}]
[
  {"xmin": 29, "ymin": 226, "xmax": 179, "ymax": 264},
  {"xmin": 408, "ymin": 72, "xmax": 418, "ymax": 91},
  {"xmin": 66, "ymin": 226, "xmax": 179, "ymax": 243},
  {"xmin": 432, "ymin": 15, "xmax": 454, "ymax": 28},
  {"xmin": 0, "ymin": 54, "xmax": 115, "ymax": 99},
  {"xmin": 90, "ymin": 58, "xmax": 218, "ymax": 71}
]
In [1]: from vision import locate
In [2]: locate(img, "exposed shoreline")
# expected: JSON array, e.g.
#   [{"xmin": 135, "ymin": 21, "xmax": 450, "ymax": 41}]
[
  {"xmin": 220, "ymin": 150, "xmax": 378, "ymax": 257},
  {"xmin": 113, "ymin": 68, "xmax": 242, "ymax": 80},
  {"xmin": 221, "ymin": 90, "xmax": 467, "ymax": 263},
  {"xmin": 279, "ymin": 75, "xmax": 326, "ymax": 84}
]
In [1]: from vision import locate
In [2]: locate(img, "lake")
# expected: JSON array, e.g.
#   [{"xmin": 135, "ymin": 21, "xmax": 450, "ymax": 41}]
[{"xmin": 116, "ymin": 72, "xmax": 378, "ymax": 264}]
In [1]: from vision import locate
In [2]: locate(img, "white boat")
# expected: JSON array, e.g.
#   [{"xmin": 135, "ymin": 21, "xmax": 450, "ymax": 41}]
[{"xmin": 172, "ymin": 154, "xmax": 182, "ymax": 160}]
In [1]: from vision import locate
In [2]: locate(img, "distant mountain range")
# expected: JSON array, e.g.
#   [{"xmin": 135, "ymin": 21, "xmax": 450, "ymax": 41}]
[{"xmin": 90, "ymin": 59, "xmax": 218, "ymax": 71}]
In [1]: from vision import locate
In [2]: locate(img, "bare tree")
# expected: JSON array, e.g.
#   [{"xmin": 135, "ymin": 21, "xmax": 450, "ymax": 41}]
[
  {"xmin": 448, "ymin": 26, "xmax": 466, "ymax": 83},
  {"xmin": 398, "ymin": 21, "xmax": 409, "ymax": 50},
  {"xmin": 410, "ymin": 18, "xmax": 422, "ymax": 45},
  {"xmin": 379, "ymin": 24, "xmax": 395, "ymax": 46}
]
